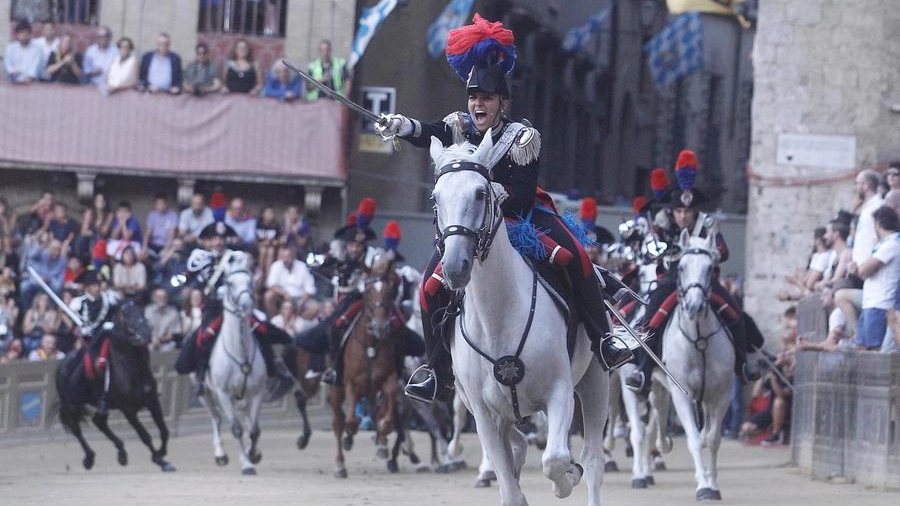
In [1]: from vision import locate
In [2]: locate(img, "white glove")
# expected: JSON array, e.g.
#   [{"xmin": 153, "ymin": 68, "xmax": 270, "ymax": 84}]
[{"xmin": 374, "ymin": 114, "xmax": 412, "ymax": 140}]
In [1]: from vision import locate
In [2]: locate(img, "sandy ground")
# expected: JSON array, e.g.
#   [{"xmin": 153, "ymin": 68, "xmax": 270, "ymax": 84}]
[{"xmin": 0, "ymin": 419, "xmax": 896, "ymax": 506}]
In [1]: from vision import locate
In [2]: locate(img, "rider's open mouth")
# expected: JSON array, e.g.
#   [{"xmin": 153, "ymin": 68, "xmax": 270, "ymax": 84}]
[{"xmin": 473, "ymin": 111, "xmax": 487, "ymax": 121}]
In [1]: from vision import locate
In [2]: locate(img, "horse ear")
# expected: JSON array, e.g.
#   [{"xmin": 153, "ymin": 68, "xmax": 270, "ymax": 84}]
[
  {"xmin": 474, "ymin": 127, "xmax": 494, "ymax": 162},
  {"xmin": 429, "ymin": 136, "xmax": 444, "ymax": 165}
]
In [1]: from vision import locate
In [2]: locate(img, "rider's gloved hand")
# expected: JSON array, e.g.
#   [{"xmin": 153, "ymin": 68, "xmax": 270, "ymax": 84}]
[{"xmin": 374, "ymin": 113, "xmax": 412, "ymax": 140}]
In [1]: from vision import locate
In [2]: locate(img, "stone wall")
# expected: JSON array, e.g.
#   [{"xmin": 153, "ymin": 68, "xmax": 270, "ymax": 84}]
[{"xmin": 745, "ymin": 0, "xmax": 900, "ymax": 339}]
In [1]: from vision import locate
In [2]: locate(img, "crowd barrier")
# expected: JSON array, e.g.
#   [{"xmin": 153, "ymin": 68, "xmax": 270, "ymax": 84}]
[
  {"xmin": 792, "ymin": 296, "xmax": 900, "ymax": 490},
  {"xmin": 0, "ymin": 350, "xmax": 327, "ymax": 444}
]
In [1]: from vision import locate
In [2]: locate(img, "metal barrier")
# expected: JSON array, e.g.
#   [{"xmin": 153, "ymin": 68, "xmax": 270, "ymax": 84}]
[{"xmin": 0, "ymin": 350, "xmax": 326, "ymax": 444}]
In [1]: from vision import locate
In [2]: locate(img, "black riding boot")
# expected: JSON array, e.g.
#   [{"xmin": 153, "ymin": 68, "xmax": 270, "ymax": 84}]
[
  {"xmin": 95, "ymin": 375, "xmax": 110, "ymax": 417},
  {"xmin": 624, "ymin": 329, "xmax": 660, "ymax": 394},
  {"xmin": 259, "ymin": 337, "xmax": 295, "ymax": 401},
  {"xmin": 321, "ymin": 327, "xmax": 343, "ymax": 385},
  {"xmin": 728, "ymin": 320, "xmax": 760, "ymax": 384},
  {"xmin": 575, "ymin": 275, "xmax": 633, "ymax": 372},
  {"xmin": 405, "ymin": 302, "xmax": 455, "ymax": 403}
]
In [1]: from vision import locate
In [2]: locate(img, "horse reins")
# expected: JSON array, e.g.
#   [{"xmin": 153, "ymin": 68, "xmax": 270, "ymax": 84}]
[
  {"xmin": 222, "ymin": 268, "xmax": 257, "ymax": 400},
  {"xmin": 433, "ymin": 161, "xmax": 504, "ymax": 262}
]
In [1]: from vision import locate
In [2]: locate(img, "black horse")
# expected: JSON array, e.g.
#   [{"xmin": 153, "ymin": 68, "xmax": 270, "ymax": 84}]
[{"xmin": 55, "ymin": 299, "xmax": 176, "ymax": 471}]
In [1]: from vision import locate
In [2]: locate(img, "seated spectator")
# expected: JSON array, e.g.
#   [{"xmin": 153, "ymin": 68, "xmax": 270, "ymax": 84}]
[
  {"xmin": 33, "ymin": 21, "xmax": 59, "ymax": 66},
  {"xmin": 63, "ymin": 255, "xmax": 86, "ymax": 292},
  {"xmin": 180, "ymin": 288, "xmax": 204, "ymax": 337},
  {"xmin": 270, "ymin": 299, "xmax": 303, "ymax": 337},
  {"xmin": 851, "ymin": 205, "xmax": 900, "ymax": 350},
  {"xmin": 22, "ymin": 292, "xmax": 62, "ymax": 355},
  {"xmin": 141, "ymin": 193, "xmax": 178, "ymax": 261},
  {"xmin": 108, "ymin": 200, "xmax": 143, "ymax": 259},
  {"xmin": 255, "ymin": 205, "xmax": 281, "ymax": 279},
  {"xmin": 152, "ymin": 236, "xmax": 188, "ymax": 301},
  {"xmin": 4, "ymin": 20, "xmax": 44, "ymax": 84},
  {"xmin": 47, "ymin": 202, "xmax": 78, "ymax": 248},
  {"xmin": 183, "ymin": 42, "xmax": 221, "ymax": 96},
  {"xmin": 0, "ymin": 292, "xmax": 20, "ymax": 357},
  {"xmin": 224, "ymin": 197, "xmax": 257, "ymax": 248},
  {"xmin": 177, "ymin": 192, "xmax": 214, "ymax": 247},
  {"xmin": 264, "ymin": 244, "xmax": 316, "ymax": 316},
  {"xmin": 138, "ymin": 32, "xmax": 182, "ymax": 94},
  {"xmin": 296, "ymin": 298, "xmax": 322, "ymax": 334},
  {"xmin": 145, "ymin": 287, "xmax": 182, "ymax": 352},
  {"xmin": 19, "ymin": 237, "xmax": 66, "ymax": 309},
  {"xmin": 28, "ymin": 333, "xmax": 65, "ymax": 361},
  {"xmin": 0, "ymin": 338, "xmax": 24, "ymax": 364},
  {"xmin": 261, "ymin": 61, "xmax": 302, "ymax": 101},
  {"xmin": 45, "ymin": 34, "xmax": 83, "ymax": 84},
  {"xmin": 75, "ymin": 192, "xmax": 113, "ymax": 263},
  {"xmin": 83, "ymin": 26, "xmax": 118, "ymax": 89},
  {"xmin": 105, "ymin": 36, "xmax": 138, "ymax": 94},
  {"xmin": 799, "ymin": 307, "xmax": 853, "ymax": 352},
  {"xmin": 221, "ymin": 38, "xmax": 262, "ymax": 94},
  {"xmin": 778, "ymin": 227, "xmax": 832, "ymax": 301},
  {"xmin": 112, "ymin": 246, "xmax": 147, "ymax": 302}
]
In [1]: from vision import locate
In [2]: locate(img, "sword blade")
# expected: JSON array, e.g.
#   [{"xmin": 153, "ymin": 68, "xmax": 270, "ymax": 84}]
[
  {"xmin": 281, "ymin": 59, "xmax": 383, "ymax": 123},
  {"xmin": 25, "ymin": 265, "xmax": 84, "ymax": 327},
  {"xmin": 755, "ymin": 350, "xmax": 795, "ymax": 391},
  {"xmin": 604, "ymin": 299, "xmax": 689, "ymax": 397}
]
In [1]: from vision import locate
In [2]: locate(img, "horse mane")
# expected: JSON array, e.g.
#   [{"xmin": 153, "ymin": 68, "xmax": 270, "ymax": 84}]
[
  {"xmin": 370, "ymin": 249, "xmax": 396, "ymax": 278},
  {"xmin": 684, "ymin": 235, "xmax": 720, "ymax": 263},
  {"xmin": 431, "ymin": 140, "xmax": 481, "ymax": 178}
]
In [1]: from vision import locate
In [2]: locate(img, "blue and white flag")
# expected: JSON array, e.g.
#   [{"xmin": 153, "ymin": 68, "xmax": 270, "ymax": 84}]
[
  {"xmin": 644, "ymin": 12, "xmax": 705, "ymax": 88},
  {"xmin": 348, "ymin": 0, "xmax": 399, "ymax": 70},
  {"xmin": 426, "ymin": 0, "xmax": 476, "ymax": 59},
  {"xmin": 561, "ymin": 7, "xmax": 611, "ymax": 54}
]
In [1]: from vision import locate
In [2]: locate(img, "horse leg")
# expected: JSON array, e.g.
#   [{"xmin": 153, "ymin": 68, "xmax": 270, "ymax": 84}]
[
  {"xmin": 91, "ymin": 411, "xmax": 128, "ymax": 466},
  {"xmin": 621, "ymin": 382, "xmax": 650, "ymax": 486},
  {"xmin": 61, "ymin": 404, "xmax": 96, "ymax": 470},
  {"xmin": 247, "ymin": 393, "xmax": 264, "ymax": 467},
  {"xmin": 293, "ymin": 388, "xmax": 313, "ymax": 450},
  {"xmin": 542, "ymin": 384, "xmax": 580, "ymax": 499},
  {"xmin": 669, "ymin": 385, "xmax": 709, "ymax": 497},
  {"xmin": 144, "ymin": 393, "xmax": 176, "ymax": 471},
  {"xmin": 217, "ymin": 394, "xmax": 253, "ymax": 475},
  {"xmin": 375, "ymin": 376, "xmax": 399, "ymax": 460},
  {"xmin": 700, "ymin": 395, "xmax": 731, "ymax": 499},
  {"xmin": 447, "ymin": 391, "xmax": 467, "ymax": 459},
  {"xmin": 121, "ymin": 409, "xmax": 159, "ymax": 469},
  {"xmin": 473, "ymin": 410, "xmax": 527, "ymax": 506},
  {"xmin": 205, "ymin": 394, "xmax": 229, "ymax": 466},
  {"xmin": 342, "ymin": 385, "xmax": 360, "ymax": 452},
  {"xmin": 575, "ymin": 360, "xmax": 610, "ymax": 506},
  {"xmin": 603, "ymin": 371, "xmax": 620, "ymax": 454},
  {"xmin": 330, "ymin": 386, "xmax": 348, "ymax": 478}
]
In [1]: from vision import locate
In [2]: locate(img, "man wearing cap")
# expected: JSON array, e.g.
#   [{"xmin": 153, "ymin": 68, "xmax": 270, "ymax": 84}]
[
  {"xmin": 376, "ymin": 14, "xmax": 632, "ymax": 403},
  {"xmin": 69, "ymin": 269, "xmax": 118, "ymax": 415},
  {"xmin": 174, "ymin": 221, "xmax": 294, "ymax": 400},
  {"xmin": 624, "ymin": 150, "xmax": 761, "ymax": 393}
]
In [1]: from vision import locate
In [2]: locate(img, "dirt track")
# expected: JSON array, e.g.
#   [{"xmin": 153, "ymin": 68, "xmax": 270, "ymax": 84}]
[{"xmin": 0, "ymin": 421, "xmax": 896, "ymax": 506}]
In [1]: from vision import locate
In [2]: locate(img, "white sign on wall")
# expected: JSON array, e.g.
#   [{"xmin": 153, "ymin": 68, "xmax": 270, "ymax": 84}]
[
  {"xmin": 776, "ymin": 133, "xmax": 857, "ymax": 168},
  {"xmin": 359, "ymin": 86, "xmax": 397, "ymax": 154}
]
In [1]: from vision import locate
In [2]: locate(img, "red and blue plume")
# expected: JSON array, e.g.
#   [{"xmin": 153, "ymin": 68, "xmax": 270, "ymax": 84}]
[
  {"xmin": 446, "ymin": 14, "xmax": 516, "ymax": 82},
  {"xmin": 674, "ymin": 150, "xmax": 698, "ymax": 190},
  {"xmin": 650, "ymin": 168, "xmax": 670, "ymax": 199},
  {"xmin": 356, "ymin": 198, "xmax": 376, "ymax": 228},
  {"xmin": 383, "ymin": 221, "xmax": 401, "ymax": 251},
  {"xmin": 580, "ymin": 197, "xmax": 598, "ymax": 230},
  {"xmin": 632, "ymin": 196, "xmax": 648, "ymax": 217},
  {"xmin": 345, "ymin": 213, "xmax": 357, "ymax": 227}
]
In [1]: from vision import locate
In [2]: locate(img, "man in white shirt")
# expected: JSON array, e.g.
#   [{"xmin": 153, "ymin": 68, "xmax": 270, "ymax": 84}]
[
  {"xmin": 4, "ymin": 20, "xmax": 44, "ymax": 84},
  {"xmin": 264, "ymin": 244, "xmax": 316, "ymax": 316},
  {"xmin": 177, "ymin": 192, "xmax": 215, "ymax": 247},
  {"xmin": 851, "ymin": 206, "xmax": 900, "ymax": 350},
  {"xmin": 33, "ymin": 21, "xmax": 59, "ymax": 70},
  {"xmin": 83, "ymin": 26, "xmax": 117, "ymax": 88}
]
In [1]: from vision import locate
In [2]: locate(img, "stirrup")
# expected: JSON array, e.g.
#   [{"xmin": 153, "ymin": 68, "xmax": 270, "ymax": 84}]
[
  {"xmin": 404, "ymin": 364, "xmax": 438, "ymax": 403},
  {"xmin": 321, "ymin": 368, "xmax": 339, "ymax": 385}
]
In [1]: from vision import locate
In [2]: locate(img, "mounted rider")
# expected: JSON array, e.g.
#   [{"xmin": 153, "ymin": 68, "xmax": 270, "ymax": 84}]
[
  {"xmin": 69, "ymin": 269, "xmax": 118, "ymax": 415},
  {"xmin": 624, "ymin": 150, "xmax": 761, "ymax": 392},
  {"xmin": 173, "ymin": 220, "xmax": 295, "ymax": 400},
  {"xmin": 375, "ymin": 14, "xmax": 633, "ymax": 403}
]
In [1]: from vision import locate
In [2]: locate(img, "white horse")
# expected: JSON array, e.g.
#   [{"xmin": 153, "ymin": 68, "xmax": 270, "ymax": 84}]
[
  {"xmin": 663, "ymin": 229, "xmax": 734, "ymax": 500},
  {"xmin": 202, "ymin": 250, "xmax": 267, "ymax": 475},
  {"xmin": 430, "ymin": 134, "xmax": 610, "ymax": 506}
]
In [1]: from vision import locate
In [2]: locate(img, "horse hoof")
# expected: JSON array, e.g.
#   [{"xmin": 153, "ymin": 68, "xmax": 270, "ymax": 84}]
[
  {"xmin": 296, "ymin": 434, "xmax": 310, "ymax": 450},
  {"xmin": 342, "ymin": 435, "xmax": 353, "ymax": 451},
  {"xmin": 83, "ymin": 451, "xmax": 95, "ymax": 470},
  {"xmin": 474, "ymin": 478, "xmax": 492, "ymax": 488},
  {"xmin": 646, "ymin": 475, "xmax": 656, "ymax": 486},
  {"xmin": 160, "ymin": 462, "xmax": 177, "ymax": 472},
  {"xmin": 632, "ymin": 478, "xmax": 649, "ymax": 489},
  {"xmin": 215, "ymin": 455, "xmax": 229, "ymax": 466},
  {"xmin": 604, "ymin": 460, "xmax": 619, "ymax": 472},
  {"xmin": 241, "ymin": 467, "xmax": 257, "ymax": 476},
  {"xmin": 117, "ymin": 450, "xmax": 128, "ymax": 466},
  {"xmin": 375, "ymin": 446, "xmax": 389, "ymax": 460},
  {"xmin": 386, "ymin": 460, "xmax": 399, "ymax": 473},
  {"xmin": 409, "ymin": 453, "xmax": 421, "ymax": 465},
  {"xmin": 249, "ymin": 451, "xmax": 262, "ymax": 465},
  {"xmin": 334, "ymin": 468, "xmax": 348, "ymax": 479},
  {"xmin": 696, "ymin": 488, "xmax": 722, "ymax": 501},
  {"xmin": 654, "ymin": 459, "xmax": 668, "ymax": 471}
]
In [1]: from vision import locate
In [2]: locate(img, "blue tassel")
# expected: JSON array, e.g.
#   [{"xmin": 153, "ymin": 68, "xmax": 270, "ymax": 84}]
[
  {"xmin": 506, "ymin": 219, "xmax": 548, "ymax": 262},
  {"xmin": 562, "ymin": 211, "xmax": 596, "ymax": 248}
]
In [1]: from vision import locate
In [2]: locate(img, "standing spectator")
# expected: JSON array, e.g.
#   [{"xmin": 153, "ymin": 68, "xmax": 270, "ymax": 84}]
[
  {"xmin": 263, "ymin": 244, "xmax": 316, "ymax": 316},
  {"xmin": 142, "ymin": 193, "xmax": 178, "ymax": 261},
  {"xmin": 45, "ymin": 34, "xmax": 83, "ymax": 84},
  {"xmin": 884, "ymin": 163, "xmax": 900, "ymax": 215},
  {"xmin": 108, "ymin": 201, "xmax": 142, "ymax": 259},
  {"xmin": 261, "ymin": 60, "xmax": 302, "ymax": 101},
  {"xmin": 19, "ymin": 238, "xmax": 66, "ymax": 309},
  {"xmin": 82, "ymin": 26, "xmax": 118, "ymax": 89},
  {"xmin": 255, "ymin": 205, "xmax": 281, "ymax": 278},
  {"xmin": 138, "ymin": 32, "xmax": 183, "ymax": 94},
  {"xmin": 849, "ymin": 206, "xmax": 900, "ymax": 350},
  {"xmin": 22, "ymin": 292, "xmax": 62, "ymax": 354},
  {"xmin": 33, "ymin": 21, "xmax": 59, "ymax": 65},
  {"xmin": 75, "ymin": 192, "xmax": 113, "ymax": 263},
  {"xmin": 306, "ymin": 39, "xmax": 351, "ymax": 100},
  {"xmin": 105, "ymin": 36, "xmax": 138, "ymax": 94},
  {"xmin": 4, "ymin": 20, "xmax": 44, "ymax": 84},
  {"xmin": 183, "ymin": 42, "xmax": 221, "ymax": 96},
  {"xmin": 0, "ymin": 197, "xmax": 17, "ymax": 252},
  {"xmin": 28, "ymin": 333, "xmax": 65, "ymax": 361},
  {"xmin": 145, "ymin": 287, "xmax": 182, "ymax": 352},
  {"xmin": 222, "ymin": 38, "xmax": 263, "ymax": 94},
  {"xmin": 112, "ymin": 246, "xmax": 147, "ymax": 302},
  {"xmin": 224, "ymin": 197, "xmax": 257, "ymax": 248},
  {"xmin": 177, "ymin": 192, "xmax": 214, "ymax": 247},
  {"xmin": 47, "ymin": 203, "xmax": 77, "ymax": 248}
]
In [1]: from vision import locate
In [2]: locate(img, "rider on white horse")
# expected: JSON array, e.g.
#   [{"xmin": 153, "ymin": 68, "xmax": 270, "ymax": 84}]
[
  {"xmin": 376, "ymin": 14, "xmax": 633, "ymax": 403},
  {"xmin": 624, "ymin": 150, "xmax": 763, "ymax": 393},
  {"xmin": 174, "ymin": 221, "xmax": 295, "ymax": 400}
]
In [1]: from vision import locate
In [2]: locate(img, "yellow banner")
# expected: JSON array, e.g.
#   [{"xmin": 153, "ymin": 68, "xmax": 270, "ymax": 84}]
[{"xmin": 666, "ymin": 0, "xmax": 734, "ymax": 16}]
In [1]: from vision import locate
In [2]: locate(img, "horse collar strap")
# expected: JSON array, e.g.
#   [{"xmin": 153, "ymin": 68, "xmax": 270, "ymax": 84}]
[{"xmin": 436, "ymin": 160, "xmax": 490, "ymax": 182}]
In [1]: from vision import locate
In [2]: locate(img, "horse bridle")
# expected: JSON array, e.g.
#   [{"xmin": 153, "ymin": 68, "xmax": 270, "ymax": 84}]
[
  {"xmin": 362, "ymin": 275, "xmax": 396, "ymax": 340},
  {"xmin": 433, "ymin": 160, "xmax": 504, "ymax": 262},
  {"xmin": 223, "ymin": 268, "xmax": 254, "ymax": 318},
  {"xmin": 677, "ymin": 247, "xmax": 715, "ymax": 302}
]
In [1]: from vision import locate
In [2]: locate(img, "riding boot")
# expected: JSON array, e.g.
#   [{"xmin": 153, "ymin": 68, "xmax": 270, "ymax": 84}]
[
  {"xmin": 95, "ymin": 369, "xmax": 110, "ymax": 416},
  {"xmin": 405, "ymin": 304, "xmax": 455, "ymax": 404},
  {"xmin": 728, "ymin": 320, "xmax": 760, "ymax": 384},
  {"xmin": 574, "ymin": 276, "xmax": 633, "ymax": 372},
  {"xmin": 624, "ymin": 329, "xmax": 660, "ymax": 394},
  {"xmin": 260, "ymin": 338, "xmax": 295, "ymax": 401},
  {"xmin": 193, "ymin": 336, "xmax": 215, "ymax": 398},
  {"xmin": 321, "ymin": 327, "xmax": 343, "ymax": 386}
]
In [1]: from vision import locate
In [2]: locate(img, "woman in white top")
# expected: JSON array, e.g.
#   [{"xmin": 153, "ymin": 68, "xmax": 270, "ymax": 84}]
[{"xmin": 106, "ymin": 36, "xmax": 138, "ymax": 94}]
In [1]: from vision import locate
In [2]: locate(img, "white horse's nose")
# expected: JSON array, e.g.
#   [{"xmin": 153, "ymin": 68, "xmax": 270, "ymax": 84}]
[
  {"xmin": 443, "ymin": 256, "xmax": 471, "ymax": 290},
  {"xmin": 238, "ymin": 291, "xmax": 254, "ymax": 312}
]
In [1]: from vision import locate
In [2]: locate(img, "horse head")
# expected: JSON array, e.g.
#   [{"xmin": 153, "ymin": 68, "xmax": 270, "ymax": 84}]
[
  {"xmin": 429, "ymin": 132, "xmax": 507, "ymax": 290},
  {"xmin": 676, "ymin": 228, "xmax": 720, "ymax": 318},
  {"xmin": 112, "ymin": 299, "xmax": 152, "ymax": 347},
  {"xmin": 362, "ymin": 249, "xmax": 397, "ymax": 340},
  {"xmin": 220, "ymin": 250, "xmax": 254, "ymax": 317}
]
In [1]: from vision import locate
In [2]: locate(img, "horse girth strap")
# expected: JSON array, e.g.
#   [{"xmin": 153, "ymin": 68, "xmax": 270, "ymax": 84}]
[{"xmin": 458, "ymin": 268, "xmax": 538, "ymax": 423}]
